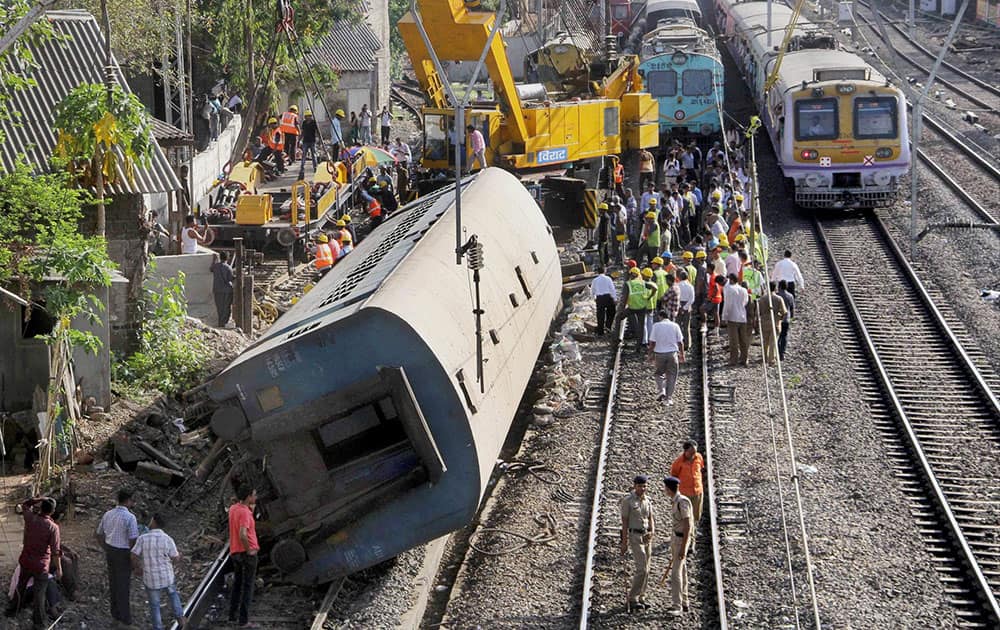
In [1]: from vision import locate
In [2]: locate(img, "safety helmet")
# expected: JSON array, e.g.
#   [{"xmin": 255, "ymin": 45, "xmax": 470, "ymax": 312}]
[
  {"xmin": 304, "ymin": 109, "xmax": 313, "ymax": 116},
  {"xmin": 682, "ymin": 251, "xmax": 693, "ymax": 260},
  {"xmin": 652, "ymin": 257, "xmax": 664, "ymax": 265},
  {"xmin": 648, "ymin": 198, "xmax": 658, "ymax": 206},
  {"xmin": 735, "ymin": 193, "xmax": 744, "ymax": 201},
  {"xmin": 734, "ymin": 233, "xmax": 745, "ymax": 242},
  {"xmin": 645, "ymin": 211, "xmax": 657, "ymax": 219},
  {"xmin": 289, "ymin": 105, "xmax": 298, "ymax": 112},
  {"xmin": 336, "ymin": 109, "xmax": 346, "ymax": 117},
  {"xmin": 336, "ymin": 219, "xmax": 346, "ymax": 227},
  {"xmin": 627, "ymin": 259, "xmax": 637, "ymax": 268},
  {"xmin": 711, "ymin": 190, "xmax": 721, "ymax": 200},
  {"xmin": 641, "ymin": 268, "xmax": 653, "ymax": 278},
  {"xmin": 342, "ymin": 234, "xmax": 352, "ymax": 243},
  {"xmin": 267, "ymin": 117, "xmax": 278, "ymax": 124},
  {"xmin": 718, "ymin": 234, "xmax": 729, "ymax": 247},
  {"xmin": 342, "ymin": 215, "xmax": 352, "ymax": 222},
  {"xmin": 662, "ymin": 251, "xmax": 673, "ymax": 259},
  {"xmin": 598, "ymin": 202, "xmax": 609, "ymax": 210},
  {"xmin": 629, "ymin": 267, "xmax": 640, "ymax": 276},
  {"xmin": 368, "ymin": 177, "xmax": 377, "ymax": 184},
  {"xmin": 317, "ymin": 234, "xmax": 329, "ymax": 243},
  {"xmin": 695, "ymin": 250, "xmax": 707, "ymax": 259}
]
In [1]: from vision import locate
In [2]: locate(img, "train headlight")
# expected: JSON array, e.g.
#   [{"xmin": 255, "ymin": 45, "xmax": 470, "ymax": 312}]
[
  {"xmin": 672, "ymin": 52, "xmax": 688, "ymax": 65},
  {"xmin": 875, "ymin": 147, "xmax": 893, "ymax": 158},
  {"xmin": 675, "ymin": 110, "xmax": 686, "ymax": 121},
  {"xmin": 700, "ymin": 124, "xmax": 714, "ymax": 135},
  {"xmin": 800, "ymin": 149, "xmax": 818, "ymax": 160},
  {"xmin": 804, "ymin": 173, "xmax": 824, "ymax": 188},
  {"xmin": 874, "ymin": 171, "xmax": 891, "ymax": 187}
]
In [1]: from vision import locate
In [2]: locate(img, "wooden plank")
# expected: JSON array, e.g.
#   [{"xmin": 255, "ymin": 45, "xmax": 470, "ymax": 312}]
[
  {"xmin": 135, "ymin": 461, "xmax": 181, "ymax": 487},
  {"xmin": 134, "ymin": 439, "xmax": 188, "ymax": 474},
  {"xmin": 310, "ymin": 578, "xmax": 344, "ymax": 630}
]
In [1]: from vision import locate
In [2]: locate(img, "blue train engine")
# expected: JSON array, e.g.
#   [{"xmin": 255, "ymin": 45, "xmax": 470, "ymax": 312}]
[{"xmin": 639, "ymin": 18, "xmax": 724, "ymax": 141}]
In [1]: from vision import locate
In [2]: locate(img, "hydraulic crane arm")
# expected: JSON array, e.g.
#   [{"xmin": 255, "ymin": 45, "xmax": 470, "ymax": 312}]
[
  {"xmin": 597, "ymin": 55, "xmax": 644, "ymax": 100},
  {"xmin": 398, "ymin": 0, "xmax": 529, "ymax": 143},
  {"xmin": 763, "ymin": 0, "xmax": 807, "ymax": 94}
]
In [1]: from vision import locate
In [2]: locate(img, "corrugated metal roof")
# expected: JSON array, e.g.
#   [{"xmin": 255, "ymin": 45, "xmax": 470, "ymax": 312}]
[
  {"xmin": 0, "ymin": 10, "xmax": 182, "ymax": 194},
  {"xmin": 150, "ymin": 117, "xmax": 194, "ymax": 146},
  {"xmin": 304, "ymin": 20, "xmax": 382, "ymax": 74}
]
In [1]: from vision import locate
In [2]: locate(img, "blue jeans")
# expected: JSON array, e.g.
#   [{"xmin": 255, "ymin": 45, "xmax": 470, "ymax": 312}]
[{"xmin": 146, "ymin": 583, "xmax": 184, "ymax": 630}]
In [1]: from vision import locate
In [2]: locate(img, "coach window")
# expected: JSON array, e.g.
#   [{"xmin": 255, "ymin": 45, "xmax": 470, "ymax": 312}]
[
  {"xmin": 682, "ymin": 69, "xmax": 713, "ymax": 96},
  {"xmin": 794, "ymin": 98, "xmax": 838, "ymax": 141},
  {"xmin": 854, "ymin": 96, "xmax": 898, "ymax": 139},
  {"xmin": 648, "ymin": 70, "xmax": 678, "ymax": 97}
]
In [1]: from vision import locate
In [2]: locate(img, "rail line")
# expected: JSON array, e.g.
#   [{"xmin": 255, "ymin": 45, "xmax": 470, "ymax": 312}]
[
  {"xmin": 815, "ymin": 212, "xmax": 1000, "ymax": 627},
  {"xmin": 855, "ymin": 0, "xmax": 1000, "ymax": 108},
  {"xmin": 579, "ymin": 322, "xmax": 727, "ymax": 627},
  {"xmin": 168, "ymin": 548, "xmax": 347, "ymax": 629}
]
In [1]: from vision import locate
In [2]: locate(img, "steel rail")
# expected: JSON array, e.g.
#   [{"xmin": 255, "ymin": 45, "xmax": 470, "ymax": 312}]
[
  {"xmin": 170, "ymin": 547, "xmax": 231, "ymax": 630},
  {"xmin": 854, "ymin": 5, "xmax": 998, "ymax": 113},
  {"xmin": 915, "ymin": 147, "xmax": 999, "ymax": 225},
  {"xmin": 857, "ymin": 0, "xmax": 1000, "ymax": 99},
  {"xmin": 814, "ymin": 213, "xmax": 1000, "ymax": 624},
  {"xmin": 700, "ymin": 324, "xmax": 729, "ymax": 630},
  {"xmin": 578, "ymin": 319, "xmax": 626, "ymax": 629},
  {"xmin": 917, "ymin": 111, "xmax": 1000, "ymax": 182}
]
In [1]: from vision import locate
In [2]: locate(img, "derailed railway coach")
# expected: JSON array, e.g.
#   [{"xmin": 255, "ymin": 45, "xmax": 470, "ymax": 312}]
[
  {"xmin": 716, "ymin": 0, "xmax": 911, "ymax": 209},
  {"xmin": 208, "ymin": 168, "xmax": 562, "ymax": 584}
]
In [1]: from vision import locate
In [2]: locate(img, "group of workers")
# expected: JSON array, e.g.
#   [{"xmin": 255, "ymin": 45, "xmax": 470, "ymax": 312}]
[
  {"xmin": 256, "ymin": 105, "xmax": 321, "ymax": 179},
  {"xmin": 311, "ymin": 215, "xmax": 357, "ymax": 277},
  {"xmin": 592, "ymin": 136, "xmax": 808, "ymax": 616}
]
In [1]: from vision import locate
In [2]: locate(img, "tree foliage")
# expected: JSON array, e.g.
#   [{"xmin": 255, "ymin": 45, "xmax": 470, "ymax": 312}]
[
  {"xmin": 54, "ymin": 0, "xmax": 178, "ymax": 72},
  {"xmin": 53, "ymin": 82, "xmax": 153, "ymax": 188},
  {"xmin": 199, "ymin": 0, "xmax": 354, "ymax": 96},
  {"xmin": 0, "ymin": 0, "xmax": 58, "ymax": 142}
]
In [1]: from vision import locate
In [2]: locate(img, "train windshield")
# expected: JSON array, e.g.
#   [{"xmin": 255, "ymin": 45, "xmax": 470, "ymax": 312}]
[
  {"xmin": 612, "ymin": 4, "xmax": 629, "ymax": 19},
  {"xmin": 795, "ymin": 98, "xmax": 838, "ymax": 141},
  {"xmin": 648, "ymin": 70, "xmax": 678, "ymax": 97},
  {"xmin": 682, "ymin": 69, "xmax": 713, "ymax": 96},
  {"xmin": 854, "ymin": 96, "xmax": 898, "ymax": 139}
]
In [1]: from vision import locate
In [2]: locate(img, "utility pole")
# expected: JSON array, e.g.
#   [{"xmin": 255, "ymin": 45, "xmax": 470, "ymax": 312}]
[
  {"xmin": 909, "ymin": 0, "xmax": 970, "ymax": 259},
  {"xmin": 908, "ymin": 0, "xmax": 916, "ymax": 36},
  {"xmin": 850, "ymin": 0, "xmax": 857, "ymax": 43},
  {"xmin": 767, "ymin": 0, "xmax": 772, "ymax": 49}
]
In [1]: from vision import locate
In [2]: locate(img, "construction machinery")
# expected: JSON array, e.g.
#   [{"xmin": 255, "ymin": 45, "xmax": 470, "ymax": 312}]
[{"xmin": 398, "ymin": 0, "xmax": 658, "ymax": 177}]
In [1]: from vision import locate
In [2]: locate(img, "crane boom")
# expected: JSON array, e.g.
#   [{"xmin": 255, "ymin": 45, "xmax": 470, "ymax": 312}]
[{"xmin": 762, "ymin": 0, "xmax": 807, "ymax": 94}]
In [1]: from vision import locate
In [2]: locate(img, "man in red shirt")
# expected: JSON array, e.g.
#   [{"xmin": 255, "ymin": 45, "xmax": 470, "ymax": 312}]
[
  {"xmin": 228, "ymin": 485, "xmax": 259, "ymax": 627},
  {"xmin": 669, "ymin": 441, "xmax": 705, "ymax": 544},
  {"xmin": 8, "ymin": 496, "xmax": 62, "ymax": 629}
]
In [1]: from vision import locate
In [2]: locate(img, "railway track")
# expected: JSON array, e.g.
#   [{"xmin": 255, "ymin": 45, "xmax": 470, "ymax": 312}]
[
  {"xmin": 168, "ymin": 548, "xmax": 348, "ymax": 630},
  {"xmin": 579, "ymin": 322, "xmax": 726, "ymax": 627},
  {"xmin": 854, "ymin": 1, "xmax": 1000, "ymax": 118},
  {"xmin": 815, "ymin": 212, "xmax": 1000, "ymax": 627},
  {"xmin": 390, "ymin": 81, "xmax": 426, "ymax": 128}
]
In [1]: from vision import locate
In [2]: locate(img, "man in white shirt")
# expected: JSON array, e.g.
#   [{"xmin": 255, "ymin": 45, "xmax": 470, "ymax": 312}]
[
  {"xmin": 648, "ymin": 311, "xmax": 685, "ymax": 404},
  {"xmin": 591, "ymin": 267, "xmax": 618, "ymax": 336},
  {"xmin": 390, "ymin": 137, "xmax": 412, "ymax": 163},
  {"xmin": 772, "ymin": 249, "xmax": 805, "ymax": 296},
  {"xmin": 640, "ymin": 183, "xmax": 660, "ymax": 214},
  {"xmin": 721, "ymin": 274, "xmax": 750, "ymax": 366},
  {"xmin": 131, "ymin": 513, "xmax": 185, "ymax": 630},
  {"xmin": 725, "ymin": 245, "xmax": 741, "ymax": 278},
  {"xmin": 675, "ymin": 270, "xmax": 695, "ymax": 349}
]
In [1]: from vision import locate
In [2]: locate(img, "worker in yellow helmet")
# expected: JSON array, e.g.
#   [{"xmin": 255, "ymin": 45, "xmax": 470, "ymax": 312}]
[
  {"xmin": 280, "ymin": 104, "xmax": 301, "ymax": 163},
  {"xmin": 313, "ymin": 232, "xmax": 334, "ymax": 276},
  {"xmin": 257, "ymin": 116, "xmax": 285, "ymax": 172},
  {"xmin": 597, "ymin": 202, "xmax": 612, "ymax": 267},
  {"xmin": 297, "ymin": 109, "xmax": 319, "ymax": 180},
  {"xmin": 641, "ymin": 210, "xmax": 660, "ymax": 266},
  {"xmin": 624, "ymin": 267, "xmax": 655, "ymax": 351},
  {"xmin": 639, "ymin": 268, "xmax": 658, "ymax": 340}
]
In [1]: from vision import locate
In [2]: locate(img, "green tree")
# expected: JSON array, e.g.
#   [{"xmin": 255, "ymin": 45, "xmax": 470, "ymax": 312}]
[
  {"xmin": 0, "ymin": 0, "xmax": 57, "ymax": 142},
  {"xmin": 53, "ymin": 83, "xmax": 153, "ymax": 238},
  {"xmin": 54, "ymin": 0, "xmax": 177, "ymax": 72}
]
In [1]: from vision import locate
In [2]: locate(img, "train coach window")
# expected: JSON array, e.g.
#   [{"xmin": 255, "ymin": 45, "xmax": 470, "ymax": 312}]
[
  {"xmin": 647, "ymin": 70, "xmax": 677, "ymax": 97},
  {"xmin": 681, "ymin": 69, "xmax": 713, "ymax": 96},
  {"xmin": 854, "ymin": 97, "xmax": 898, "ymax": 139},
  {"xmin": 794, "ymin": 98, "xmax": 838, "ymax": 141},
  {"xmin": 424, "ymin": 114, "xmax": 448, "ymax": 161}
]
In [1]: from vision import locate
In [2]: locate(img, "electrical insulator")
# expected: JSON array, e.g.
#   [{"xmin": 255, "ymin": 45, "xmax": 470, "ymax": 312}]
[{"xmin": 468, "ymin": 242, "xmax": 485, "ymax": 271}]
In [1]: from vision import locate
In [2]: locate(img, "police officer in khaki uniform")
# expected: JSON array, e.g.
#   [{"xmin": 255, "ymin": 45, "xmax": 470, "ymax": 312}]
[
  {"xmin": 664, "ymin": 475, "xmax": 694, "ymax": 616},
  {"xmin": 619, "ymin": 475, "xmax": 655, "ymax": 611}
]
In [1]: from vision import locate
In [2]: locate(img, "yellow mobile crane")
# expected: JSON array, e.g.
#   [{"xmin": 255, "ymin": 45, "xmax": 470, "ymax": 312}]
[{"xmin": 398, "ymin": 0, "xmax": 658, "ymax": 174}]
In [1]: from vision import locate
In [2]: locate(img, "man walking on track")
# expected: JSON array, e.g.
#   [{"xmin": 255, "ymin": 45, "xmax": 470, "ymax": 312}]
[
  {"xmin": 648, "ymin": 310, "xmax": 685, "ymax": 405},
  {"xmin": 228, "ymin": 485, "xmax": 260, "ymax": 628},
  {"xmin": 620, "ymin": 475, "xmax": 655, "ymax": 612},
  {"xmin": 670, "ymin": 441, "xmax": 705, "ymax": 545},
  {"xmin": 664, "ymin": 475, "xmax": 694, "ymax": 616},
  {"xmin": 591, "ymin": 267, "xmax": 617, "ymax": 336},
  {"xmin": 96, "ymin": 488, "xmax": 139, "ymax": 627}
]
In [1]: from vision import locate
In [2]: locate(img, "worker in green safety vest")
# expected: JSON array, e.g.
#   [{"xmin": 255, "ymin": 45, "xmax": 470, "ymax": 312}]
[
  {"xmin": 651, "ymin": 257, "xmax": 669, "ymax": 309},
  {"xmin": 640, "ymin": 209, "xmax": 660, "ymax": 266},
  {"xmin": 624, "ymin": 267, "xmax": 655, "ymax": 350},
  {"xmin": 640, "ymin": 267, "xmax": 658, "ymax": 343}
]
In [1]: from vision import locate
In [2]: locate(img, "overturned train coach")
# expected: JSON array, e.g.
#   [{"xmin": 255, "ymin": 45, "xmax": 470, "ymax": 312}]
[{"xmin": 208, "ymin": 168, "xmax": 562, "ymax": 584}]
